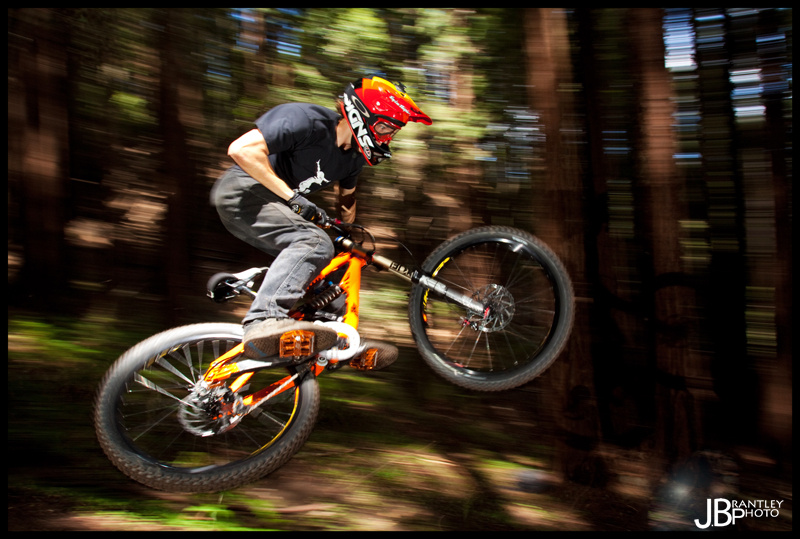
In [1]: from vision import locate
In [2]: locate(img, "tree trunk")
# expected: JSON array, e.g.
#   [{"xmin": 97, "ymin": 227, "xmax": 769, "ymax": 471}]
[
  {"xmin": 692, "ymin": 8, "xmax": 758, "ymax": 447},
  {"xmin": 574, "ymin": 8, "xmax": 655, "ymax": 449},
  {"xmin": 9, "ymin": 9, "xmax": 70, "ymax": 306},
  {"xmin": 156, "ymin": 10, "xmax": 201, "ymax": 325},
  {"xmin": 752, "ymin": 8, "xmax": 792, "ymax": 468},
  {"xmin": 629, "ymin": 8, "xmax": 701, "ymax": 468},
  {"xmin": 524, "ymin": 8, "xmax": 605, "ymax": 486}
]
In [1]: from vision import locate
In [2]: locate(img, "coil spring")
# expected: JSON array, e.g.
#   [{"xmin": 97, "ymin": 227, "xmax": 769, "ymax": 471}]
[{"xmin": 309, "ymin": 285, "xmax": 343, "ymax": 310}]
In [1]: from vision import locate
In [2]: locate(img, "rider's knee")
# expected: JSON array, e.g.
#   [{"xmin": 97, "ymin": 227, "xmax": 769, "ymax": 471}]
[
  {"xmin": 300, "ymin": 227, "xmax": 334, "ymax": 262},
  {"xmin": 316, "ymin": 231, "xmax": 335, "ymax": 260}
]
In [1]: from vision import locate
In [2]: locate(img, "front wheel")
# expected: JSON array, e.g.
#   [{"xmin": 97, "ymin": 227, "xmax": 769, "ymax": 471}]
[
  {"xmin": 409, "ymin": 226, "xmax": 575, "ymax": 391},
  {"xmin": 93, "ymin": 323, "xmax": 320, "ymax": 492}
]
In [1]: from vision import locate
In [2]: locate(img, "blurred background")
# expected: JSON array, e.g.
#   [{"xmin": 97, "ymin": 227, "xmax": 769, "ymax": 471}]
[{"xmin": 8, "ymin": 8, "xmax": 792, "ymax": 531}]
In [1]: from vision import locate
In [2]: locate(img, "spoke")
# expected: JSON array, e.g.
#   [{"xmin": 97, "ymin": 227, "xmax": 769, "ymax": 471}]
[
  {"xmin": 422, "ymin": 239, "xmax": 562, "ymax": 373},
  {"xmin": 500, "ymin": 248, "xmax": 532, "ymax": 291},
  {"xmin": 153, "ymin": 425, "xmax": 196, "ymax": 462},
  {"xmin": 126, "ymin": 405, "xmax": 180, "ymax": 442},
  {"xmin": 193, "ymin": 341, "xmax": 204, "ymax": 383},
  {"xmin": 482, "ymin": 331, "xmax": 494, "ymax": 371},
  {"xmin": 447, "ymin": 253, "xmax": 478, "ymax": 294},
  {"xmin": 236, "ymin": 424, "xmax": 275, "ymax": 453},
  {"xmin": 112, "ymin": 330, "xmax": 308, "ymax": 474},
  {"xmin": 444, "ymin": 323, "xmax": 470, "ymax": 356},
  {"xmin": 513, "ymin": 292, "xmax": 555, "ymax": 305},
  {"xmin": 502, "ymin": 327, "xmax": 520, "ymax": 366},
  {"xmin": 155, "ymin": 356, "xmax": 195, "ymax": 386},
  {"xmin": 133, "ymin": 372, "xmax": 193, "ymax": 405},
  {"xmin": 170, "ymin": 345, "xmax": 203, "ymax": 382},
  {"xmin": 513, "ymin": 302, "xmax": 557, "ymax": 319},
  {"xmin": 433, "ymin": 270, "xmax": 475, "ymax": 297},
  {"xmin": 121, "ymin": 402, "xmax": 179, "ymax": 419},
  {"xmin": 503, "ymin": 322, "xmax": 547, "ymax": 348},
  {"xmin": 467, "ymin": 330, "xmax": 482, "ymax": 368},
  {"xmin": 251, "ymin": 407, "xmax": 288, "ymax": 429}
]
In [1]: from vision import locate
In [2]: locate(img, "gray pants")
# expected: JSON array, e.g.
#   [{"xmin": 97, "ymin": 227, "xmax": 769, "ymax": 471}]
[{"xmin": 211, "ymin": 167, "xmax": 334, "ymax": 325}]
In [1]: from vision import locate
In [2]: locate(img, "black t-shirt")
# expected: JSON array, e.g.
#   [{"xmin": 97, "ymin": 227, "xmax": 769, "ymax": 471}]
[{"xmin": 255, "ymin": 103, "xmax": 363, "ymax": 195}]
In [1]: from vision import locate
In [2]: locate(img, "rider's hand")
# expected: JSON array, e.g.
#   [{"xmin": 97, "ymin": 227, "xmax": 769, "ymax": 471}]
[{"xmin": 288, "ymin": 191, "xmax": 328, "ymax": 223}]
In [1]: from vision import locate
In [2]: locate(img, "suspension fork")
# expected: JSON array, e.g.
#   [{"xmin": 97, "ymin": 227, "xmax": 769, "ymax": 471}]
[{"xmin": 335, "ymin": 237, "xmax": 486, "ymax": 314}]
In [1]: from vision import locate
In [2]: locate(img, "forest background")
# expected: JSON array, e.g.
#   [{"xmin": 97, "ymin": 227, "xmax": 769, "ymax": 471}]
[{"xmin": 8, "ymin": 7, "xmax": 792, "ymax": 531}]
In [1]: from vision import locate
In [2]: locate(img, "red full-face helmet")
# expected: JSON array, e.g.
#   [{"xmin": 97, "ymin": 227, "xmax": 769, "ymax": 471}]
[{"xmin": 340, "ymin": 76, "xmax": 432, "ymax": 166}]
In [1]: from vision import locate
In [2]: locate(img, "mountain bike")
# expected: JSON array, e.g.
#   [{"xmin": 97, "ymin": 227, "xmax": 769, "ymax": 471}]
[{"xmin": 94, "ymin": 218, "xmax": 575, "ymax": 492}]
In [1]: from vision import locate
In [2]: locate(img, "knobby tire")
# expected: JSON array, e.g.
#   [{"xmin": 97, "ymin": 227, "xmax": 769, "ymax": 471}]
[
  {"xmin": 409, "ymin": 226, "xmax": 575, "ymax": 391},
  {"xmin": 93, "ymin": 323, "xmax": 320, "ymax": 493}
]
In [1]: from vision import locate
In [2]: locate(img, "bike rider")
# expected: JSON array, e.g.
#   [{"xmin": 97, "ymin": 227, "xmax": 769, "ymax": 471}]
[{"xmin": 211, "ymin": 76, "xmax": 432, "ymax": 360}]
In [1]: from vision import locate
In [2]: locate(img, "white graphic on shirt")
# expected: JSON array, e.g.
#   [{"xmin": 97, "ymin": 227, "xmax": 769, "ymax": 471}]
[{"xmin": 298, "ymin": 160, "xmax": 329, "ymax": 193}]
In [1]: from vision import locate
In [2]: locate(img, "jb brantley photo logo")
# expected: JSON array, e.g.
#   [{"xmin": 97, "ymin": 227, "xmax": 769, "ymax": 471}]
[{"xmin": 694, "ymin": 498, "xmax": 785, "ymax": 529}]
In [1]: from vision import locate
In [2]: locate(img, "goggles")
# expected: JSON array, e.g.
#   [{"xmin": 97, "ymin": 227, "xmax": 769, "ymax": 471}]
[{"xmin": 372, "ymin": 119, "xmax": 402, "ymax": 144}]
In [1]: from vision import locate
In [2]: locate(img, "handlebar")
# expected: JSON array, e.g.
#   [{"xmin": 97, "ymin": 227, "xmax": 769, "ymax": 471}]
[
  {"xmin": 320, "ymin": 216, "xmax": 376, "ymax": 256},
  {"xmin": 316, "ymin": 215, "xmax": 371, "ymax": 242},
  {"xmin": 317, "ymin": 215, "xmax": 347, "ymax": 231}
]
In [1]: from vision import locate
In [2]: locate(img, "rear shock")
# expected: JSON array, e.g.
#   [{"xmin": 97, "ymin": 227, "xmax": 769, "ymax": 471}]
[{"xmin": 308, "ymin": 285, "xmax": 343, "ymax": 311}]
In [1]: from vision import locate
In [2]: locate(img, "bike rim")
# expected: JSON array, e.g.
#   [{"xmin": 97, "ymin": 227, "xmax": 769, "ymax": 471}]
[
  {"xmin": 114, "ymin": 335, "xmax": 301, "ymax": 472},
  {"xmin": 420, "ymin": 237, "xmax": 564, "ymax": 375}
]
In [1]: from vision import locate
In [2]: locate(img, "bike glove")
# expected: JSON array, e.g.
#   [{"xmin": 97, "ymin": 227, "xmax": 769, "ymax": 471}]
[{"xmin": 288, "ymin": 191, "xmax": 327, "ymax": 223}]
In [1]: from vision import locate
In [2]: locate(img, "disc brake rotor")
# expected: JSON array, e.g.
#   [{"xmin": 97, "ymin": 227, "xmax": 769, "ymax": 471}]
[
  {"xmin": 178, "ymin": 384, "xmax": 241, "ymax": 437},
  {"xmin": 468, "ymin": 284, "xmax": 515, "ymax": 332}
]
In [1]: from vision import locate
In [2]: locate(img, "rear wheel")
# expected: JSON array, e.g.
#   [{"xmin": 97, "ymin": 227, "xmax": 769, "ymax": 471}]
[
  {"xmin": 94, "ymin": 323, "xmax": 319, "ymax": 492},
  {"xmin": 409, "ymin": 227, "xmax": 574, "ymax": 391}
]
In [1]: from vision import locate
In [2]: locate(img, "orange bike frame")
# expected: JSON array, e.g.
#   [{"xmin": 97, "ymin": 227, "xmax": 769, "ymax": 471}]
[
  {"xmin": 199, "ymin": 232, "xmax": 482, "ymax": 410},
  {"xmin": 302, "ymin": 251, "xmax": 367, "ymax": 329},
  {"xmin": 201, "ymin": 250, "xmax": 368, "ymax": 405}
]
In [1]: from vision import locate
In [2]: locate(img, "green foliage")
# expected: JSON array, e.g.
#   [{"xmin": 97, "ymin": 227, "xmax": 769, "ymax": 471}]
[
  {"xmin": 8, "ymin": 316, "xmax": 143, "ymax": 368},
  {"xmin": 109, "ymin": 92, "xmax": 155, "ymax": 128}
]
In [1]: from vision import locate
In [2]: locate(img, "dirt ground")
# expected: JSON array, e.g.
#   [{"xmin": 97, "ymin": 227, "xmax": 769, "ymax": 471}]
[
  {"xmin": 7, "ymin": 442, "xmax": 793, "ymax": 532},
  {"xmin": 8, "ymin": 357, "xmax": 792, "ymax": 532},
  {"xmin": 8, "ymin": 310, "xmax": 792, "ymax": 532}
]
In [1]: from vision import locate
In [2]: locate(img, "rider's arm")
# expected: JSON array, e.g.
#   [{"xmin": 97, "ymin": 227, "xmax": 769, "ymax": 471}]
[
  {"xmin": 228, "ymin": 129, "xmax": 294, "ymax": 201},
  {"xmin": 338, "ymin": 186, "xmax": 356, "ymax": 223}
]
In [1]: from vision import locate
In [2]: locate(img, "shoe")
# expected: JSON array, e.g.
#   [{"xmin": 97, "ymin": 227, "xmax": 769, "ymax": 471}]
[
  {"xmin": 349, "ymin": 340, "xmax": 399, "ymax": 371},
  {"xmin": 243, "ymin": 318, "xmax": 338, "ymax": 360}
]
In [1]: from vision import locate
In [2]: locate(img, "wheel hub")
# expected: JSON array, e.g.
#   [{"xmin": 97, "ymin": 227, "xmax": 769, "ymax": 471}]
[
  {"xmin": 178, "ymin": 383, "xmax": 241, "ymax": 437},
  {"xmin": 468, "ymin": 284, "xmax": 515, "ymax": 332}
]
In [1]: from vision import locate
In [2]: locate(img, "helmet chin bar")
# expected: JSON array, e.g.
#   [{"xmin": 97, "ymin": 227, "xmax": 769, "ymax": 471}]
[
  {"xmin": 355, "ymin": 139, "xmax": 391, "ymax": 167},
  {"xmin": 340, "ymin": 97, "xmax": 391, "ymax": 166}
]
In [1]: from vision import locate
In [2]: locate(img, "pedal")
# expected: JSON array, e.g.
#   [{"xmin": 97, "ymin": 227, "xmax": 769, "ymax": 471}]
[
  {"xmin": 349, "ymin": 340, "xmax": 399, "ymax": 371},
  {"xmin": 349, "ymin": 348, "xmax": 378, "ymax": 370},
  {"xmin": 279, "ymin": 330, "xmax": 316, "ymax": 358}
]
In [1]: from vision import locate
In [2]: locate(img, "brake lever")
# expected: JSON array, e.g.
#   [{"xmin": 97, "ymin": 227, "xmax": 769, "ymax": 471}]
[{"xmin": 319, "ymin": 217, "xmax": 374, "ymax": 250}]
